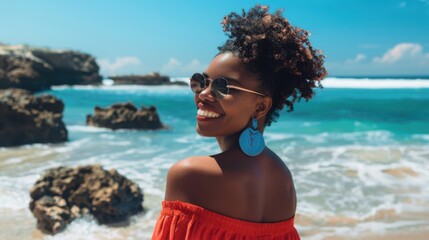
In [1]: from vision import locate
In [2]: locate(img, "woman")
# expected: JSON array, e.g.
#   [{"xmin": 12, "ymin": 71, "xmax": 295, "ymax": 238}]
[{"xmin": 152, "ymin": 5, "xmax": 326, "ymax": 239}]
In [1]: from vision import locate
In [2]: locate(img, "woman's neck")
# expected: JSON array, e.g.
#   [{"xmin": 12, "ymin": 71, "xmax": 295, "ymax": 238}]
[{"xmin": 216, "ymin": 132, "xmax": 241, "ymax": 152}]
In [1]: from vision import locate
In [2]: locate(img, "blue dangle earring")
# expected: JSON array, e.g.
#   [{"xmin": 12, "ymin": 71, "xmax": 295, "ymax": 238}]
[{"xmin": 239, "ymin": 118, "xmax": 265, "ymax": 156}]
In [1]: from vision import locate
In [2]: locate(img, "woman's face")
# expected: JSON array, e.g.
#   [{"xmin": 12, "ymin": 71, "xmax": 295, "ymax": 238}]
[{"xmin": 194, "ymin": 52, "xmax": 263, "ymax": 137}]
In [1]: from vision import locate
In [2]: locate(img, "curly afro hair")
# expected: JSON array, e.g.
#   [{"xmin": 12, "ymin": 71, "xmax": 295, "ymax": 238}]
[{"xmin": 218, "ymin": 5, "xmax": 327, "ymax": 126}]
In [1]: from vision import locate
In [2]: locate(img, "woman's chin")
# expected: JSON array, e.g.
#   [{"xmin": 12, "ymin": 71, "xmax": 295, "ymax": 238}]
[{"xmin": 196, "ymin": 126, "xmax": 221, "ymax": 137}]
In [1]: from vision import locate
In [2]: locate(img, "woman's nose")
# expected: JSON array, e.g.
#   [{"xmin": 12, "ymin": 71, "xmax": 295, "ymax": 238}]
[{"xmin": 198, "ymin": 84, "xmax": 216, "ymax": 102}]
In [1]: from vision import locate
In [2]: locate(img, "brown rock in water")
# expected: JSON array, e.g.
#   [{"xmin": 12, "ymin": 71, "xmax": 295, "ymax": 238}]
[
  {"xmin": 30, "ymin": 196, "xmax": 72, "ymax": 234},
  {"xmin": 109, "ymin": 72, "xmax": 187, "ymax": 86},
  {"xmin": 86, "ymin": 102, "xmax": 164, "ymax": 130},
  {"xmin": 0, "ymin": 88, "xmax": 68, "ymax": 147},
  {"xmin": 29, "ymin": 165, "xmax": 144, "ymax": 234},
  {"xmin": 0, "ymin": 44, "xmax": 102, "ymax": 92}
]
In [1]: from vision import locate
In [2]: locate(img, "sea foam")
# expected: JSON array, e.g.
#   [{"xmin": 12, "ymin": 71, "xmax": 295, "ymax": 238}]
[
  {"xmin": 52, "ymin": 77, "xmax": 429, "ymax": 89},
  {"xmin": 323, "ymin": 77, "xmax": 429, "ymax": 88}
]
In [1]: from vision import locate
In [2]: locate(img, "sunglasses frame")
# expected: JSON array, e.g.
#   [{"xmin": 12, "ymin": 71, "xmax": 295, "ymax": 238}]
[{"xmin": 190, "ymin": 73, "xmax": 266, "ymax": 99}]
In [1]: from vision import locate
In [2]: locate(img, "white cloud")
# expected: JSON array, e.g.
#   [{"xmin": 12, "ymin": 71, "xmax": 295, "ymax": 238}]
[
  {"xmin": 346, "ymin": 54, "xmax": 366, "ymax": 64},
  {"xmin": 328, "ymin": 43, "xmax": 429, "ymax": 75},
  {"xmin": 183, "ymin": 59, "xmax": 205, "ymax": 72},
  {"xmin": 161, "ymin": 57, "xmax": 207, "ymax": 76},
  {"xmin": 373, "ymin": 43, "xmax": 423, "ymax": 63},
  {"xmin": 161, "ymin": 58, "xmax": 182, "ymax": 72},
  {"xmin": 97, "ymin": 56, "xmax": 141, "ymax": 72}
]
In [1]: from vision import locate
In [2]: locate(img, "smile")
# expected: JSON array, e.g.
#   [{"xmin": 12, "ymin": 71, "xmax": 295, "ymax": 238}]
[{"xmin": 197, "ymin": 109, "xmax": 221, "ymax": 118}]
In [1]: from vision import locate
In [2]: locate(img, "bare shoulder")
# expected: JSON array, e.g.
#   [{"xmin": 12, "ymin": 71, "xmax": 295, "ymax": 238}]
[
  {"xmin": 167, "ymin": 156, "xmax": 221, "ymax": 180},
  {"xmin": 262, "ymin": 148, "xmax": 297, "ymax": 220},
  {"xmin": 264, "ymin": 148, "xmax": 293, "ymax": 179},
  {"xmin": 164, "ymin": 156, "xmax": 220, "ymax": 202}
]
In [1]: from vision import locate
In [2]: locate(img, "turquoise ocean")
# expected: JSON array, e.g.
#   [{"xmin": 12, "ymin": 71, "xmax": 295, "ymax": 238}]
[{"xmin": 1, "ymin": 77, "xmax": 429, "ymax": 239}]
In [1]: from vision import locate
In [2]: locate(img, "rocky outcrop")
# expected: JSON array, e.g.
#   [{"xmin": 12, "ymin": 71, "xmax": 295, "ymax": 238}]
[
  {"xmin": 109, "ymin": 72, "xmax": 187, "ymax": 86},
  {"xmin": 0, "ymin": 88, "xmax": 68, "ymax": 147},
  {"xmin": 29, "ymin": 165, "xmax": 144, "ymax": 234},
  {"xmin": 0, "ymin": 44, "xmax": 102, "ymax": 92},
  {"xmin": 86, "ymin": 102, "xmax": 164, "ymax": 130}
]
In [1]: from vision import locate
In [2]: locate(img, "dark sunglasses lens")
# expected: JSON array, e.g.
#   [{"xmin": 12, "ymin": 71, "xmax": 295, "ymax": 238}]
[
  {"xmin": 212, "ymin": 77, "xmax": 228, "ymax": 99},
  {"xmin": 190, "ymin": 73, "xmax": 205, "ymax": 93}
]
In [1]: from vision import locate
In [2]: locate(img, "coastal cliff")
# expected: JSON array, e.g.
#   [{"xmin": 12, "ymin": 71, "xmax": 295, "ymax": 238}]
[
  {"xmin": 109, "ymin": 72, "xmax": 187, "ymax": 86},
  {"xmin": 0, "ymin": 44, "xmax": 102, "ymax": 92}
]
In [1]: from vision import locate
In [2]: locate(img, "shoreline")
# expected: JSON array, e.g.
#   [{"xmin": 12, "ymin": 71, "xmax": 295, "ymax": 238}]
[{"xmin": 1, "ymin": 205, "xmax": 428, "ymax": 240}]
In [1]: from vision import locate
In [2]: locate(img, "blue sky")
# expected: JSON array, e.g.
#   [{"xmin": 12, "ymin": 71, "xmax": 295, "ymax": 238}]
[{"xmin": 1, "ymin": 0, "xmax": 428, "ymax": 77}]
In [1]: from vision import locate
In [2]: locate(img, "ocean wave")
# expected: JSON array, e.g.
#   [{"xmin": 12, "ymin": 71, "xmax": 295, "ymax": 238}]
[
  {"xmin": 412, "ymin": 134, "xmax": 429, "ymax": 141},
  {"xmin": 52, "ymin": 84, "xmax": 188, "ymax": 92},
  {"xmin": 0, "ymin": 187, "xmax": 31, "ymax": 211},
  {"xmin": 323, "ymin": 77, "xmax": 429, "ymax": 89},
  {"xmin": 292, "ymin": 144, "xmax": 429, "ymax": 210},
  {"xmin": 51, "ymin": 77, "xmax": 429, "ymax": 90},
  {"xmin": 1, "ymin": 141, "xmax": 428, "ymax": 239},
  {"xmin": 170, "ymin": 77, "xmax": 189, "ymax": 84},
  {"xmin": 67, "ymin": 125, "xmax": 113, "ymax": 133},
  {"xmin": 265, "ymin": 130, "xmax": 396, "ymax": 146}
]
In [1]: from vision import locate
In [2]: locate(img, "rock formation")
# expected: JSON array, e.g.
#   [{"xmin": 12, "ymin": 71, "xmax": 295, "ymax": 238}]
[
  {"xmin": 0, "ymin": 44, "xmax": 102, "ymax": 92},
  {"xmin": 86, "ymin": 102, "xmax": 164, "ymax": 130},
  {"xmin": 109, "ymin": 72, "xmax": 187, "ymax": 86},
  {"xmin": 29, "ymin": 165, "xmax": 144, "ymax": 234},
  {"xmin": 0, "ymin": 88, "xmax": 68, "ymax": 147}
]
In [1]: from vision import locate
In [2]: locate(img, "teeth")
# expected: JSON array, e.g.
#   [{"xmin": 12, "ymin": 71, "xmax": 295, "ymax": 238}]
[{"xmin": 198, "ymin": 109, "xmax": 220, "ymax": 118}]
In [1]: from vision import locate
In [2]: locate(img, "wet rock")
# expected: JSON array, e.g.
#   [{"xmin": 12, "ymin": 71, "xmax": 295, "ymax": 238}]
[
  {"xmin": 29, "ymin": 165, "xmax": 144, "ymax": 235},
  {"xmin": 0, "ymin": 44, "xmax": 102, "ymax": 92},
  {"xmin": 30, "ymin": 196, "xmax": 72, "ymax": 234},
  {"xmin": 0, "ymin": 88, "xmax": 67, "ymax": 147},
  {"xmin": 86, "ymin": 102, "xmax": 164, "ymax": 130}
]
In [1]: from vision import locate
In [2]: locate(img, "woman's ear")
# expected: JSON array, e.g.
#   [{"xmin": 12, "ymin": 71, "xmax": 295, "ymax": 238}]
[{"xmin": 254, "ymin": 96, "xmax": 272, "ymax": 119}]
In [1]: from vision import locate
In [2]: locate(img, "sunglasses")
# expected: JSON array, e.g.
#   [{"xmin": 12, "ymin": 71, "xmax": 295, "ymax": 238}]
[{"xmin": 190, "ymin": 73, "xmax": 266, "ymax": 100}]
